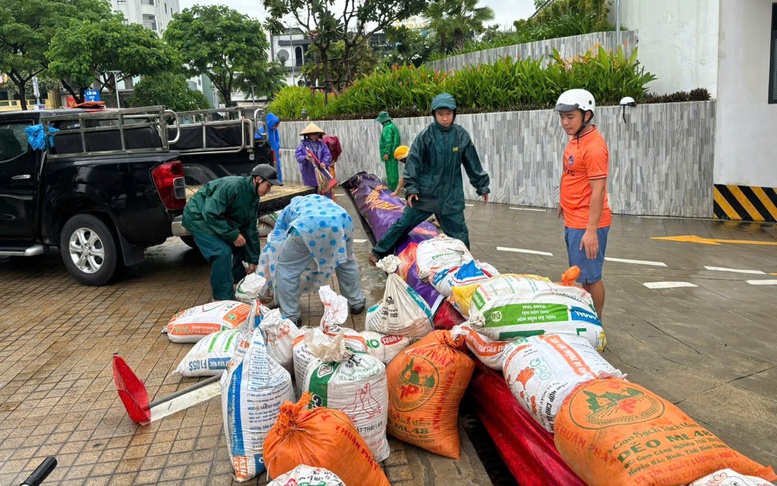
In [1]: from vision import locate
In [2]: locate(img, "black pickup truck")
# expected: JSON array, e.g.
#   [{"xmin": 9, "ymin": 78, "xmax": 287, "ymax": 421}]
[{"xmin": 0, "ymin": 106, "xmax": 186, "ymax": 286}]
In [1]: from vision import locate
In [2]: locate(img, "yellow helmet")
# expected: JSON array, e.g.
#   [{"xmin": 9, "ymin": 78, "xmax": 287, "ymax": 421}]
[{"xmin": 394, "ymin": 145, "xmax": 410, "ymax": 161}]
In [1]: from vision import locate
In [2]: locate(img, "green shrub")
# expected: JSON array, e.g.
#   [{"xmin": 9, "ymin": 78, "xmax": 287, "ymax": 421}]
[
  {"xmin": 642, "ymin": 88, "xmax": 711, "ymax": 104},
  {"xmin": 267, "ymin": 86, "xmax": 329, "ymax": 120},
  {"xmin": 549, "ymin": 47, "xmax": 656, "ymax": 105},
  {"xmin": 270, "ymin": 47, "xmax": 660, "ymax": 119},
  {"xmin": 327, "ymin": 65, "xmax": 448, "ymax": 115}
]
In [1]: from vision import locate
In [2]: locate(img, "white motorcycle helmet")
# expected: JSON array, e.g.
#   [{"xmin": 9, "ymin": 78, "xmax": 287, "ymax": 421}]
[{"xmin": 555, "ymin": 89, "xmax": 596, "ymax": 136}]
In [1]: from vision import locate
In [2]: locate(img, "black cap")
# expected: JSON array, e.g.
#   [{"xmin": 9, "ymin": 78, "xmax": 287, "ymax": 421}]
[{"xmin": 250, "ymin": 164, "xmax": 282, "ymax": 186}]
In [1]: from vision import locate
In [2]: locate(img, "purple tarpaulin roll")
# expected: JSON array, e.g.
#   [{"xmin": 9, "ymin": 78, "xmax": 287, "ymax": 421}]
[{"xmin": 342, "ymin": 172, "xmax": 443, "ymax": 311}]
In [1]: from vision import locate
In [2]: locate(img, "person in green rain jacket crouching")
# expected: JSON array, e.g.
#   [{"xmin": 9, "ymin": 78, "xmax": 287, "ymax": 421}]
[
  {"xmin": 370, "ymin": 93, "xmax": 490, "ymax": 264},
  {"xmin": 183, "ymin": 165, "xmax": 282, "ymax": 300}
]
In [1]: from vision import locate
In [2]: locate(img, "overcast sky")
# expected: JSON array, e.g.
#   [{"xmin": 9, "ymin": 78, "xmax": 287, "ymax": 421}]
[{"xmin": 178, "ymin": 0, "xmax": 536, "ymax": 30}]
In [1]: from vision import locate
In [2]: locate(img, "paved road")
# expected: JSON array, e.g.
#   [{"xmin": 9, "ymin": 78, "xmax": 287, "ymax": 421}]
[{"xmin": 0, "ymin": 192, "xmax": 775, "ymax": 485}]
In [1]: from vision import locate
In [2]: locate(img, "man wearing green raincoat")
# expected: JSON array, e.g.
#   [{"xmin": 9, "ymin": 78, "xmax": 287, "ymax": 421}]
[
  {"xmin": 183, "ymin": 165, "xmax": 282, "ymax": 300},
  {"xmin": 370, "ymin": 93, "xmax": 490, "ymax": 262},
  {"xmin": 376, "ymin": 111, "xmax": 402, "ymax": 191}
]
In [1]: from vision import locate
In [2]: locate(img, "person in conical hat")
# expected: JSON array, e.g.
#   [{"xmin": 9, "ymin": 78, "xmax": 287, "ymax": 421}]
[{"xmin": 295, "ymin": 122, "xmax": 332, "ymax": 189}]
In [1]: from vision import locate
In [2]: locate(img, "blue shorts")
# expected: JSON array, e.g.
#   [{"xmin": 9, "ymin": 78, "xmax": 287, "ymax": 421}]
[{"xmin": 564, "ymin": 226, "xmax": 610, "ymax": 284}]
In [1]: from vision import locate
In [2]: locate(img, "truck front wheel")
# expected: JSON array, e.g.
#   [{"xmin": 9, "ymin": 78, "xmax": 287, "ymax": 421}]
[{"xmin": 60, "ymin": 214, "xmax": 121, "ymax": 286}]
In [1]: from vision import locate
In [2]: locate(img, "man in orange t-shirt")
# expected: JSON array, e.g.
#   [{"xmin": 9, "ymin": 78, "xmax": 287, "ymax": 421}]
[{"xmin": 555, "ymin": 89, "xmax": 612, "ymax": 319}]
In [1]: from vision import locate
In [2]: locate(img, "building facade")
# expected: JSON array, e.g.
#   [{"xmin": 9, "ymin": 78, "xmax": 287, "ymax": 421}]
[
  {"xmin": 111, "ymin": 0, "xmax": 180, "ymax": 35},
  {"xmin": 614, "ymin": 0, "xmax": 777, "ymax": 221},
  {"xmin": 268, "ymin": 28, "xmax": 311, "ymax": 88}
]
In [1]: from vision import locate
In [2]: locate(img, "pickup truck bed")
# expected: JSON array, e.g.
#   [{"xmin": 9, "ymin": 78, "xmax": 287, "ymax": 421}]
[{"xmin": 185, "ymin": 181, "xmax": 315, "ymax": 217}]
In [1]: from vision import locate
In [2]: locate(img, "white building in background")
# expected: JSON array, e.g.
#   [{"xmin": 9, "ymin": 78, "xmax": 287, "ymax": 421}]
[
  {"xmin": 613, "ymin": 0, "xmax": 777, "ymax": 204},
  {"xmin": 107, "ymin": 0, "xmax": 218, "ymax": 108},
  {"xmin": 268, "ymin": 28, "xmax": 311, "ymax": 88},
  {"xmin": 111, "ymin": 0, "xmax": 180, "ymax": 34}
]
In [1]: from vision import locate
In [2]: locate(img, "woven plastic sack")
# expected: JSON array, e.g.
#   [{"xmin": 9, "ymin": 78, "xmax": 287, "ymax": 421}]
[
  {"xmin": 555, "ymin": 378, "xmax": 777, "ymax": 486},
  {"xmin": 235, "ymin": 273, "xmax": 267, "ymax": 303},
  {"xmin": 293, "ymin": 326, "xmax": 367, "ymax": 398},
  {"xmin": 386, "ymin": 330, "xmax": 474, "ymax": 459},
  {"xmin": 429, "ymin": 259, "xmax": 499, "ymax": 297},
  {"xmin": 451, "ymin": 324, "xmax": 508, "ymax": 370},
  {"xmin": 304, "ymin": 334, "xmax": 390, "ymax": 461},
  {"xmin": 221, "ymin": 329, "xmax": 294, "ymax": 482},
  {"xmin": 415, "ymin": 235, "xmax": 472, "ymax": 279},
  {"xmin": 450, "ymin": 274, "xmax": 551, "ymax": 317},
  {"xmin": 263, "ymin": 393, "xmax": 391, "ymax": 486},
  {"xmin": 267, "ymin": 465, "xmax": 345, "ymax": 486},
  {"xmin": 365, "ymin": 273, "xmax": 433, "ymax": 338},
  {"xmin": 690, "ymin": 469, "xmax": 776, "ymax": 486},
  {"xmin": 174, "ymin": 329, "xmax": 245, "ymax": 377},
  {"xmin": 164, "ymin": 301, "xmax": 251, "ymax": 343},
  {"xmin": 259, "ymin": 309, "xmax": 303, "ymax": 375},
  {"xmin": 468, "ymin": 275, "xmax": 606, "ymax": 350},
  {"xmin": 360, "ymin": 331, "xmax": 411, "ymax": 364},
  {"xmin": 502, "ymin": 334, "xmax": 622, "ymax": 432}
]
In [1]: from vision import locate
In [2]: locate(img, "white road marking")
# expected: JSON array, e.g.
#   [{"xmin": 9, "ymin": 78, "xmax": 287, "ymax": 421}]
[
  {"xmin": 605, "ymin": 257, "xmax": 667, "ymax": 267},
  {"xmin": 643, "ymin": 281, "xmax": 698, "ymax": 289},
  {"xmin": 496, "ymin": 246, "xmax": 553, "ymax": 257},
  {"xmin": 509, "ymin": 207, "xmax": 546, "ymax": 212},
  {"xmin": 746, "ymin": 279, "xmax": 777, "ymax": 286},
  {"xmin": 704, "ymin": 266, "xmax": 766, "ymax": 275},
  {"xmin": 465, "ymin": 203, "xmax": 474, "ymax": 207},
  {"xmin": 353, "ymin": 239, "xmax": 367, "ymax": 244}
]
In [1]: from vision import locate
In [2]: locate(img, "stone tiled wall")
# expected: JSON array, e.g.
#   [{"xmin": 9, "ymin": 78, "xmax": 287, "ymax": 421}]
[
  {"xmin": 277, "ymin": 100, "xmax": 715, "ymax": 218},
  {"xmin": 426, "ymin": 31, "xmax": 638, "ymax": 73}
]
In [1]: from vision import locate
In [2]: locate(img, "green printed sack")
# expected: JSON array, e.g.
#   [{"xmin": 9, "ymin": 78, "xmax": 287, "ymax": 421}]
[{"xmin": 468, "ymin": 275, "xmax": 606, "ymax": 350}]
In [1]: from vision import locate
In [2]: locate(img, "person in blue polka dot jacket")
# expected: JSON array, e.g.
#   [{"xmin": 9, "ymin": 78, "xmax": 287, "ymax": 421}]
[{"xmin": 256, "ymin": 194, "xmax": 367, "ymax": 325}]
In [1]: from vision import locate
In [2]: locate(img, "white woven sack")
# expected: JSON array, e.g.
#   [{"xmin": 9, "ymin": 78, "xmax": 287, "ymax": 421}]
[
  {"xmin": 359, "ymin": 331, "xmax": 411, "ymax": 364},
  {"xmin": 221, "ymin": 329, "xmax": 294, "ymax": 482},
  {"xmin": 304, "ymin": 334, "xmax": 390, "ymax": 462},
  {"xmin": 174, "ymin": 329, "xmax": 245, "ymax": 377},
  {"xmin": 690, "ymin": 469, "xmax": 776, "ymax": 486},
  {"xmin": 416, "ymin": 235, "xmax": 473, "ymax": 279},
  {"xmin": 268, "ymin": 465, "xmax": 345, "ymax": 486},
  {"xmin": 502, "ymin": 334, "xmax": 622, "ymax": 433},
  {"xmin": 259, "ymin": 309, "xmax": 303, "ymax": 375},
  {"xmin": 365, "ymin": 273, "xmax": 433, "ymax": 338}
]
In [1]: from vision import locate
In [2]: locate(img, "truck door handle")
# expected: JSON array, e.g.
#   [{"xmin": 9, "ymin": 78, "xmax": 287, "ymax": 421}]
[{"xmin": 12, "ymin": 174, "xmax": 31, "ymax": 180}]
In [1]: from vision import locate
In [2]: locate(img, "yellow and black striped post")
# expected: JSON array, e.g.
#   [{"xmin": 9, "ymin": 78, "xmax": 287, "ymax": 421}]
[{"xmin": 713, "ymin": 184, "xmax": 777, "ymax": 222}]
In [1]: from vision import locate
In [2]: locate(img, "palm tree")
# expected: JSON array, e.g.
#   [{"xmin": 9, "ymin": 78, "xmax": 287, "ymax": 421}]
[{"xmin": 426, "ymin": 0, "xmax": 495, "ymax": 54}]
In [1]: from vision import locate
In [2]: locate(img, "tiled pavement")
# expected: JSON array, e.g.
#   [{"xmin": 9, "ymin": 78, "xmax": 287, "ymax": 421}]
[{"xmin": 0, "ymin": 190, "xmax": 776, "ymax": 485}]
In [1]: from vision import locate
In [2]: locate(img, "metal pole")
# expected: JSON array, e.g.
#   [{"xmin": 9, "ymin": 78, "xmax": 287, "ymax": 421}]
[
  {"xmin": 289, "ymin": 26, "xmax": 295, "ymax": 87},
  {"xmin": 616, "ymin": 0, "xmax": 622, "ymax": 48},
  {"xmin": 112, "ymin": 72, "xmax": 121, "ymax": 108}
]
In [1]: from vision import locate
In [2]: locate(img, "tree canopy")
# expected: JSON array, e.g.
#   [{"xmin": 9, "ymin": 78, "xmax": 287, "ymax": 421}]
[
  {"xmin": 48, "ymin": 16, "xmax": 178, "ymax": 106},
  {"xmin": 130, "ymin": 73, "xmax": 211, "ymax": 112},
  {"xmin": 263, "ymin": 0, "xmax": 426, "ymax": 91},
  {"xmin": 164, "ymin": 5, "xmax": 272, "ymax": 106},
  {"xmin": 0, "ymin": 0, "xmax": 112, "ymax": 109},
  {"xmin": 426, "ymin": 0, "xmax": 494, "ymax": 54}
]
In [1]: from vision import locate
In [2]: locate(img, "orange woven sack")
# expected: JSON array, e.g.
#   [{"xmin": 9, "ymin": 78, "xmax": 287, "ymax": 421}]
[
  {"xmin": 554, "ymin": 378, "xmax": 777, "ymax": 486},
  {"xmin": 263, "ymin": 393, "xmax": 390, "ymax": 486},
  {"xmin": 386, "ymin": 330, "xmax": 474, "ymax": 459}
]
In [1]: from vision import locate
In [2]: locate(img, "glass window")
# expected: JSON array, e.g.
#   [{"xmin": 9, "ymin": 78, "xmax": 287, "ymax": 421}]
[
  {"xmin": 141, "ymin": 0, "xmax": 155, "ymax": 5},
  {"xmin": 0, "ymin": 123, "xmax": 29, "ymax": 163},
  {"xmin": 142, "ymin": 14, "xmax": 157, "ymax": 31}
]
